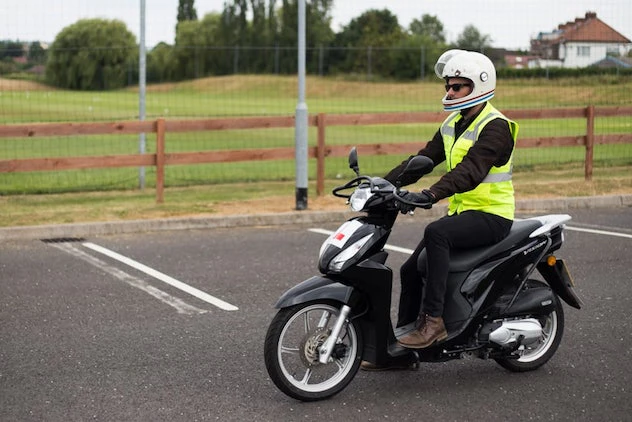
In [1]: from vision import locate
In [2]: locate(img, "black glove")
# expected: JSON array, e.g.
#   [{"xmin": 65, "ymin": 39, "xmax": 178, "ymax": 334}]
[{"xmin": 397, "ymin": 189, "xmax": 436, "ymax": 214}]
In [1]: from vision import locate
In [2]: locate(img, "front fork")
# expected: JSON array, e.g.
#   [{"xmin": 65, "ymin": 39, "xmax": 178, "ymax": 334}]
[{"xmin": 317, "ymin": 304, "xmax": 352, "ymax": 364}]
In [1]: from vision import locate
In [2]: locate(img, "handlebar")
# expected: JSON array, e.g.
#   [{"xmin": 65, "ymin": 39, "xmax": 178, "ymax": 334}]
[
  {"xmin": 394, "ymin": 190, "xmax": 433, "ymax": 209},
  {"xmin": 331, "ymin": 176, "xmax": 370, "ymax": 199},
  {"xmin": 332, "ymin": 176, "xmax": 393, "ymax": 198},
  {"xmin": 331, "ymin": 176, "xmax": 432, "ymax": 211}
]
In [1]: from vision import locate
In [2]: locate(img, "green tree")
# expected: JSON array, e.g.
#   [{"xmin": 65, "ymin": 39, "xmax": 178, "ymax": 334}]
[
  {"xmin": 177, "ymin": 0, "xmax": 198, "ymax": 21},
  {"xmin": 147, "ymin": 42, "xmax": 177, "ymax": 82},
  {"xmin": 331, "ymin": 9, "xmax": 404, "ymax": 78},
  {"xmin": 277, "ymin": 0, "xmax": 334, "ymax": 74},
  {"xmin": 390, "ymin": 34, "xmax": 447, "ymax": 80},
  {"xmin": 409, "ymin": 14, "xmax": 445, "ymax": 44},
  {"xmin": 456, "ymin": 24, "xmax": 492, "ymax": 52},
  {"xmin": 46, "ymin": 19, "xmax": 137, "ymax": 90},
  {"xmin": 172, "ymin": 13, "xmax": 224, "ymax": 79},
  {"xmin": 383, "ymin": 14, "xmax": 448, "ymax": 81},
  {"xmin": 219, "ymin": 0, "xmax": 250, "ymax": 46},
  {"xmin": 173, "ymin": 19, "xmax": 206, "ymax": 79},
  {"xmin": 27, "ymin": 42, "xmax": 47, "ymax": 64},
  {"xmin": 0, "ymin": 40, "xmax": 24, "ymax": 59},
  {"xmin": 246, "ymin": 0, "xmax": 279, "ymax": 73}
]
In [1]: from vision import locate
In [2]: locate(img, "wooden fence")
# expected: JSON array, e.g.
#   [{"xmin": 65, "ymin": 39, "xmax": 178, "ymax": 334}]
[{"xmin": 1, "ymin": 105, "xmax": 631, "ymax": 202}]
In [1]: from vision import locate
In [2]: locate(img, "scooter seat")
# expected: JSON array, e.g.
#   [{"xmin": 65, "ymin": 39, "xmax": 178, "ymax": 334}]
[{"xmin": 427, "ymin": 219, "xmax": 543, "ymax": 273}]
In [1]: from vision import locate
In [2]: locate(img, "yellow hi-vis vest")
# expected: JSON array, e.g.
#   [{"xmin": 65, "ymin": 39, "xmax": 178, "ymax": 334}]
[{"xmin": 440, "ymin": 102, "xmax": 519, "ymax": 220}]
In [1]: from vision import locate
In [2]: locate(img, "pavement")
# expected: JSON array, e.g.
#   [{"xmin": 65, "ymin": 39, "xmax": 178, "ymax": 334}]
[{"xmin": 2, "ymin": 194, "xmax": 631, "ymax": 241}]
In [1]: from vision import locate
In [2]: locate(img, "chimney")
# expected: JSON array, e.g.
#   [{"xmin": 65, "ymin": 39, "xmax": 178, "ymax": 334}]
[{"xmin": 585, "ymin": 11, "xmax": 597, "ymax": 19}]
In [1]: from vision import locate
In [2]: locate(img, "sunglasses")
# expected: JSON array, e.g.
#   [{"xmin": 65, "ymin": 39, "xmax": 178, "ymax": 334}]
[{"xmin": 445, "ymin": 83, "xmax": 472, "ymax": 92}]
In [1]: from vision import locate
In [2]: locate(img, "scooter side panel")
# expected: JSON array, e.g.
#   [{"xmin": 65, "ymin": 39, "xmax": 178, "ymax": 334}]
[
  {"xmin": 442, "ymin": 271, "xmax": 473, "ymax": 332},
  {"xmin": 442, "ymin": 237, "xmax": 549, "ymax": 337}
]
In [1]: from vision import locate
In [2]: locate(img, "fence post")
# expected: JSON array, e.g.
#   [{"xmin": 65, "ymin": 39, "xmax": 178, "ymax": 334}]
[
  {"xmin": 156, "ymin": 118, "xmax": 166, "ymax": 203},
  {"xmin": 585, "ymin": 105, "xmax": 595, "ymax": 181},
  {"xmin": 316, "ymin": 113, "xmax": 326, "ymax": 196}
]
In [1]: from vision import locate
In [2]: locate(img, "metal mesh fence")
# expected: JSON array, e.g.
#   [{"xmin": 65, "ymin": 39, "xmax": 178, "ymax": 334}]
[{"xmin": 1, "ymin": 45, "xmax": 631, "ymax": 194}]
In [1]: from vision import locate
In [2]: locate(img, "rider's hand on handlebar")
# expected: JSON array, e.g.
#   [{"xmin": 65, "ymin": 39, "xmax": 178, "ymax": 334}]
[{"xmin": 397, "ymin": 190, "xmax": 436, "ymax": 214}]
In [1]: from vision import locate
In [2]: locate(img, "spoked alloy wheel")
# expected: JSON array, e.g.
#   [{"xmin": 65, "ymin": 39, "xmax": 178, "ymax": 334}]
[
  {"xmin": 495, "ymin": 280, "xmax": 565, "ymax": 372},
  {"xmin": 264, "ymin": 300, "xmax": 362, "ymax": 401}
]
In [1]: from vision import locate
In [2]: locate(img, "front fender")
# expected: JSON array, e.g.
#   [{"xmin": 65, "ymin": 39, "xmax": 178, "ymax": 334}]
[{"xmin": 274, "ymin": 275, "xmax": 354, "ymax": 309}]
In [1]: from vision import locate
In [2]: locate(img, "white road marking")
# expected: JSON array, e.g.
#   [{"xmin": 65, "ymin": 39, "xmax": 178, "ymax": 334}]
[
  {"xmin": 52, "ymin": 243, "xmax": 207, "ymax": 315},
  {"xmin": 565, "ymin": 226, "xmax": 632, "ymax": 239},
  {"xmin": 82, "ymin": 242, "xmax": 238, "ymax": 311},
  {"xmin": 309, "ymin": 221, "xmax": 631, "ymax": 257},
  {"xmin": 307, "ymin": 228, "xmax": 334, "ymax": 236},
  {"xmin": 514, "ymin": 218, "xmax": 632, "ymax": 239},
  {"xmin": 308, "ymin": 228, "xmax": 414, "ymax": 255}
]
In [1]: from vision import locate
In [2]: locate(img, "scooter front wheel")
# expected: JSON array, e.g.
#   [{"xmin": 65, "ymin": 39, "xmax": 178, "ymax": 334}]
[{"xmin": 264, "ymin": 300, "xmax": 362, "ymax": 401}]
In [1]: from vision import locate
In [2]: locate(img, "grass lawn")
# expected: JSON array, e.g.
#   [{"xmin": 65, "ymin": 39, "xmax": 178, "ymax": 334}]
[
  {"xmin": 1, "ymin": 164, "xmax": 631, "ymax": 228},
  {"xmin": 1, "ymin": 74, "xmax": 631, "ymax": 226}
]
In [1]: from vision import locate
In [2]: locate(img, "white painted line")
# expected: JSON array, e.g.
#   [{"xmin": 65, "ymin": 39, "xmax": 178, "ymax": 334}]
[
  {"xmin": 566, "ymin": 226, "xmax": 632, "ymax": 239},
  {"xmin": 514, "ymin": 218, "xmax": 632, "ymax": 239},
  {"xmin": 308, "ymin": 228, "xmax": 334, "ymax": 236},
  {"xmin": 53, "ymin": 243, "xmax": 207, "ymax": 315},
  {"xmin": 308, "ymin": 228, "xmax": 414, "ymax": 255},
  {"xmin": 382, "ymin": 244, "xmax": 415, "ymax": 255},
  {"xmin": 82, "ymin": 242, "xmax": 239, "ymax": 311},
  {"xmin": 309, "ymin": 221, "xmax": 632, "ymax": 258}
]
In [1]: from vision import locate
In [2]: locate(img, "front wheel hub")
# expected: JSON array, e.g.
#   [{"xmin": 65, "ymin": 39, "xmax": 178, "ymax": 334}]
[{"xmin": 300, "ymin": 327, "xmax": 330, "ymax": 367}]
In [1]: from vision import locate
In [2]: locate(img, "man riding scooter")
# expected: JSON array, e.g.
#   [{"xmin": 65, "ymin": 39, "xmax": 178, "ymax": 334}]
[{"xmin": 362, "ymin": 49, "xmax": 519, "ymax": 370}]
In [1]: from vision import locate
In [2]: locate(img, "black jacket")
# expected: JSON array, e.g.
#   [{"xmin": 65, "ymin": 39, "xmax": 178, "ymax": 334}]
[{"xmin": 384, "ymin": 104, "xmax": 514, "ymax": 201}]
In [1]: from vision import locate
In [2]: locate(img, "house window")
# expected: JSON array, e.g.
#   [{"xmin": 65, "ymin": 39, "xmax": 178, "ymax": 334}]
[
  {"xmin": 606, "ymin": 46, "xmax": 619, "ymax": 57},
  {"xmin": 577, "ymin": 46, "xmax": 590, "ymax": 57}
]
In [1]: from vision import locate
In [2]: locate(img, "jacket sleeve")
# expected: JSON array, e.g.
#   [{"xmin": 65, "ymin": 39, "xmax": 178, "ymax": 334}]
[
  {"xmin": 428, "ymin": 118, "xmax": 514, "ymax": 200},
  {"xmin": 383, "ymin": 129, "xmax": 445, "ymax": 186}
]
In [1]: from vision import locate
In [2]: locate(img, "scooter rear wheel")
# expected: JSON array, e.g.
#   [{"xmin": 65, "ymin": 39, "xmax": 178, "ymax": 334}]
[
  {"xmin": 264, "ymin": 300, "xmax": 362, "ymax": 401},
  {"xmin": 494, "ymin": 279, "xmax": 565, "ymax": 372}
]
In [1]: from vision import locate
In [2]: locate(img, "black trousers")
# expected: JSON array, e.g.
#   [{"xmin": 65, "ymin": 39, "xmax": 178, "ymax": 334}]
[{"xmin": 396, "ymin": 210, "xmax": 512, "ymax": 327}]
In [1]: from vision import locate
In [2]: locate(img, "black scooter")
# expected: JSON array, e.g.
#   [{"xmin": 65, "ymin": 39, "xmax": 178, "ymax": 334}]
[{"xmin": 264, "ymin": 148, "xmax": 583, "ymax": 402}]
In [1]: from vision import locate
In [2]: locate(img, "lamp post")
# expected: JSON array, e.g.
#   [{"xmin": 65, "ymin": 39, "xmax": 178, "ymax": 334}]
[
  {"xmin": 138, "ymin": 0, "xmax": 147, "ymax": 189},
  {"xmin": 294, "ymin": 0, "xmax": 308, "ymax": 210}
]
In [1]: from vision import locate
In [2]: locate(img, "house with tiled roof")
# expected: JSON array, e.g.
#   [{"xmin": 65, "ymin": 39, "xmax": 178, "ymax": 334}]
[{"xmin": 529, "ymin": 11, "xmax": 631, "ymax": 68}]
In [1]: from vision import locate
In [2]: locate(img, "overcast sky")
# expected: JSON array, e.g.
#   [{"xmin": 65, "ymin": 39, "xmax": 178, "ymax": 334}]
[{"xmin": 1, "ymin": 0, "xmax": 630, "ymax": 50}]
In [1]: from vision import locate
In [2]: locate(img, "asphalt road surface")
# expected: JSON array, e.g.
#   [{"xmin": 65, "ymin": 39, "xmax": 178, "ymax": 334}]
[{"xmin": 1, "ymin": 208, "xmax": 631, "ymax": 421}]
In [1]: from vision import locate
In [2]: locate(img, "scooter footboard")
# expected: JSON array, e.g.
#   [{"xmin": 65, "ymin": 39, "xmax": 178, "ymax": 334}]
[{"xmin": 274, "ymin": 275, "xmax": 355, "ymax": 309}]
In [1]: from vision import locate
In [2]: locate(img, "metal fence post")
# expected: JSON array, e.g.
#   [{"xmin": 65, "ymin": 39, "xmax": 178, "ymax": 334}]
[{"xmin": 155, "ymin": 118, "xmax": 165, "ymax": 203}]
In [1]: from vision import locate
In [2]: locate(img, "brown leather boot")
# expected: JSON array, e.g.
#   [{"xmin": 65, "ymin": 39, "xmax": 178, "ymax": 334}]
[{"xmin": 398, "ymin": 314, "xmax": 447, "ymax": 349}]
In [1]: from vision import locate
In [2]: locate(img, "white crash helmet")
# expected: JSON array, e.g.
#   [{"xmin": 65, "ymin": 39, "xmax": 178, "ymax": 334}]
[{"xmin": 434, "ymin": 50, "xmax": 496, "ymax": 112}]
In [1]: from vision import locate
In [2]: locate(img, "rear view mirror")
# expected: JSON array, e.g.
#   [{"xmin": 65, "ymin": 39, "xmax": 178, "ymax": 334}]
[
  {"xmin": 402, "ymin": 156, "xmax": 434, "ymax": 177},
  {"xmin": 348, "ymin": 147, "xmax": 360, "ymax": 176}
]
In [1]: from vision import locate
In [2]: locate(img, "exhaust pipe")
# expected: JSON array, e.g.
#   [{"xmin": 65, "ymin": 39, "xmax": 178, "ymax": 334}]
[{"xmin": 488, "ymin": 318, "xmax": 542, "ymax": 346}]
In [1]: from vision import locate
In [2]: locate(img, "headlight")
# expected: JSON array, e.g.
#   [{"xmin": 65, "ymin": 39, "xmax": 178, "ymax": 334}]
[
  {"xmin": 329, "ymin": 233, "xmax": 373, "ymax": 272},
  {"xmin": 349, "ymin": 187, "xmax": 373, "ymax": 211}
]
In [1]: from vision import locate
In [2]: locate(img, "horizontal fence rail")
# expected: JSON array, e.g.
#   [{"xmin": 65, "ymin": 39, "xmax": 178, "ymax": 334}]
[{"xmin": 1, "ymin": 106, "xmax": 631, "ymax": 202}]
